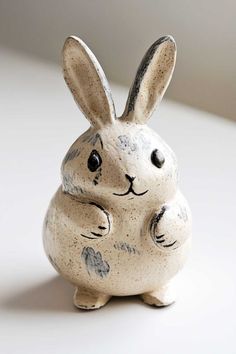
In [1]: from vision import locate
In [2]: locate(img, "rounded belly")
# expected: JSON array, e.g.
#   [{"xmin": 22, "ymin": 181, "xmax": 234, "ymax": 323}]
[{"xmin": 44, "ymin": 217, "xmax": 190, "ymax": 296}]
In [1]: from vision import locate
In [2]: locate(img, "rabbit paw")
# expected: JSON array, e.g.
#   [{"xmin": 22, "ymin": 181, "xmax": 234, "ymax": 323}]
[
  {"xmin": 73, "ymin": 287, "xmax": 111, "ymax": 310},
  {"xmin": 150, "ymin": 202, "xmax": 190, "ymax": 251},
  {"xmin": 150, "ymin": 206, "xmax": 178, "ymax": 250},
  {"xmin": 80, "ymin": 202, "xmax": 111, "ymax": 240},
  {"xmin": 140, "ymin": 283, "xmax": 176, "ymax": 307}
]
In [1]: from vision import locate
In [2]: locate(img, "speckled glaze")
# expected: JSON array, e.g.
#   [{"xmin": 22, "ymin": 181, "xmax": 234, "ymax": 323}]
[{"xmin": 43, "ymin": 35, "xmax": 192, "ymax": 310}]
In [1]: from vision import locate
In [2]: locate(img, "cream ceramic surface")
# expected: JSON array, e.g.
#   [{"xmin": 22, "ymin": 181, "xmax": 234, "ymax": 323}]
[{"xmin": 43, "ymin": 35, "xmax": 192, "ymax": 309}]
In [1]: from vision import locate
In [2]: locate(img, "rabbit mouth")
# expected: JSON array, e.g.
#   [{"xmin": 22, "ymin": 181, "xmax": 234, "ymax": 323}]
[
  {"xmin": 113, "ymin": 175, "xmax": 148, "ymax": 197},
  {"xmin": 113, "ymin": 187, "xmax": 148, "ymax": 197}
]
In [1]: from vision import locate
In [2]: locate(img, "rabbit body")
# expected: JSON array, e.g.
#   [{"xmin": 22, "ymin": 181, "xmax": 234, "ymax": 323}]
[{"xmin": 43, "ymin": 35, "xmax": 192, "ymax": 309}]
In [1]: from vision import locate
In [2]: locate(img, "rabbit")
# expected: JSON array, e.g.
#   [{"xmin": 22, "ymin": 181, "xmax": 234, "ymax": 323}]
[{"xmin": 43, "ymin": 34, "xmax": 192, "ymax": 310}]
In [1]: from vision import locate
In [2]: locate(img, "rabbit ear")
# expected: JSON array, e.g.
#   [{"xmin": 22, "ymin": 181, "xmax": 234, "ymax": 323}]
[
  {"xmin": 63, "ymin": 36, "xmax": 116, "ymax": 128},
  {"xmin": 121, "ymin": 36, "xmax": 176, "ymax": 124}
]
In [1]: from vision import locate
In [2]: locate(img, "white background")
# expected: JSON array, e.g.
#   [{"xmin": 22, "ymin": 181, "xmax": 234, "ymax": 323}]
[{"xmin": 0, "ymin": 48, "xmax": 236, "ymax": 353}]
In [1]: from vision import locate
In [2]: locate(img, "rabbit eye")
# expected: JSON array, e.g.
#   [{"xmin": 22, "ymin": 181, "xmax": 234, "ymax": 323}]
[
  {"xmin": 151, "ymin": 149, "xmax": 165, "ymax": 168},
  {"xmin": 87, "ymin": 150, "xmax": 102, "ymax": 172}
]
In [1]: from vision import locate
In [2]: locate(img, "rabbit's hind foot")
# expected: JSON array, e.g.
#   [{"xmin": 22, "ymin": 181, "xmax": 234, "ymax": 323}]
[
  {"xmin": 73, "ymin": 287, "xmax": 111, "ymax": 310},
  {"xmin": 140, "ymin": 283, "xmax": 176, "ymax": 307}
]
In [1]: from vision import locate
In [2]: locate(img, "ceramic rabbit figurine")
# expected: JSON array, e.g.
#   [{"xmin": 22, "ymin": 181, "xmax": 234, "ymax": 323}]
[{"xmin": 43, "ymin": 35, "xmax": 192, "ymax": 310}]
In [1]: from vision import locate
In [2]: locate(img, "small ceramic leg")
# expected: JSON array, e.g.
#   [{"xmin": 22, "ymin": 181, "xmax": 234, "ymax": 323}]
[
  {"xmin": 73, "ymin": 287, "xmax": 111, "ymax": 310},
  {"xmin": 140, "ymin": 283, "xmax": 176, "ymax": 307}
]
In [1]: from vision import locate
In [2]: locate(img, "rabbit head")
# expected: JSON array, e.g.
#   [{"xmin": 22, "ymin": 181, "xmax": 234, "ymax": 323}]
[{"xmin": 61, "ymin": 35, "xmax": 178, "ymax": 207}]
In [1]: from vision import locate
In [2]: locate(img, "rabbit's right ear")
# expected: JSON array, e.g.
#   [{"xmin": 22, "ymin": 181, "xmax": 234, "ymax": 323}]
[
  {"xmin": 121, "ymin": 36, "xmax": 176, "ymax": 124},
  {"xmin": 63, "ymin": 36, "xmax": 116, "ymax": 128}
]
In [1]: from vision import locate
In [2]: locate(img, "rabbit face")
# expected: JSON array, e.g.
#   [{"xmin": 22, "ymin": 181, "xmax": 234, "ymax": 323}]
[
  {"xmin": 61, "ymin": 35, "xmax": 177, "ymax": 207},
  {"xmin": 61, "ymin": 120, "xmax": 178, "ymax": 206}
]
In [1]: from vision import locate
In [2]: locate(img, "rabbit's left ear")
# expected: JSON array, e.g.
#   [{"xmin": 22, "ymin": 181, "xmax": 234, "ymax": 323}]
[
  {"xmin": 121, "ymin": 36, "xmax": 176, "ymax": 124},
  {"xmin": 63, "ymin": 36, "xmax": 116, "ymax": 128}
]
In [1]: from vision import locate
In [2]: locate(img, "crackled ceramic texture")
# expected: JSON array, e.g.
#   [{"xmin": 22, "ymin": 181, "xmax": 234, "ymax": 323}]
[{"xmin": 43, "ymin": 35, "xmax": 192, "ymax": 310}]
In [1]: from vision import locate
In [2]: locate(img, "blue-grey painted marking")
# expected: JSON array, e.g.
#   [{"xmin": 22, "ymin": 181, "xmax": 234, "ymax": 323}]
[
  {"xmin": 114, "ymin": 242, "xmax": 140, "ymax": 255},
  {"xmin": 63, "ymin": 174, "xmax": 83, "ymax": 194},
  {"xmin": 63, "ymin": 148, "xmax": 80, "ymax": 165},
  {"xmin": 81, "ymin": 247, "xmax": 110, "ymax": 278}
]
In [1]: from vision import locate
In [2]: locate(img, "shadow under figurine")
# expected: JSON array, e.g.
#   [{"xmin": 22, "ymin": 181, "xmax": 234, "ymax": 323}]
[{"xmin": 43, "ymin": 35, "xmax": 192, "ymax": 310}]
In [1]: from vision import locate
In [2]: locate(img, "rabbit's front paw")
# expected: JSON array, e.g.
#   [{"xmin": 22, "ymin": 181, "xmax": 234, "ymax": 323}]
[
  {"xmin": 150, "ymin": 206, "xmax": 179, "ymax": 250},
  {"xmin": 150, "ymin": 202, "xmax": 190, "ymax": 251},
  {"xmin": 80, "ymin": 202, "xmax": 111, "ymax": 240}
]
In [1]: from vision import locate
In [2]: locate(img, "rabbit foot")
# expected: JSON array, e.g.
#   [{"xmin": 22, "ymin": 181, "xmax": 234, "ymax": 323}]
[
  {"xmin": 73, "ymin": 287, "xmax": 111, "ymax": 310},
  {"xmin": 140, "ymin": 284, "xmax": 176, "ymax": 307}
]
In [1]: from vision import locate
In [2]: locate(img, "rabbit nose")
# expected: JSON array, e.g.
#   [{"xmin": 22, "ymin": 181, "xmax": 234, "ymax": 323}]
[{"xmin": 125, "ymin": 174, "xmax": 136, "ymax": 183}]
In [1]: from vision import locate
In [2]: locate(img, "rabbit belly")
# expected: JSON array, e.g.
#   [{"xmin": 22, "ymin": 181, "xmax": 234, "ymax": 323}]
[
  {"xmin": 44, "ymin": 233, "xmax": 190, "ymax": 296},
  {"xmin": 43, "ymin": 189, "xmax": 191, "ymax": 296}
]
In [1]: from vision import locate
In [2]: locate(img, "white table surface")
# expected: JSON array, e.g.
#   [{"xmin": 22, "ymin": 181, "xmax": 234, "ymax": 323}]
[{"xmin": 1, "ymin": 47, "xmax": 236, "ymax": 354}]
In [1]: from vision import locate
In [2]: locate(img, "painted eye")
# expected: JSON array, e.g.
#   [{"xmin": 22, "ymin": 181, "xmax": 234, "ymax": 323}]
[
  {"xmin": 151, "ymin": 149, "xmax": 165, "ymax": 168},
  {"xmin": 87, "ymin": 150, "xmax": 102, "ymax": 172}
]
